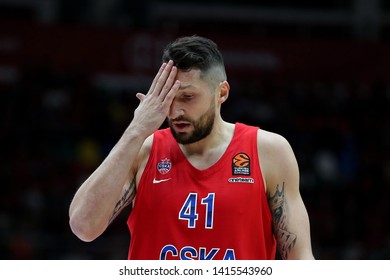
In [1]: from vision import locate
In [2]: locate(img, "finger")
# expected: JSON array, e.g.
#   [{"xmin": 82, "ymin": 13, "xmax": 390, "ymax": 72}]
[
  {"xmin": 161, "ymin": 80, "xmax": 180, "ymax": 107},
  {"xmin": 147, "ymin": 62, "xmax": 167, "ymax": 95},
  {"xmin": 158, "ymin": 65, "xmax": 178, "ymax": 101},
  {"xmin": 152, "ymin": 60, "xmax": 175, "ymax": 96}
]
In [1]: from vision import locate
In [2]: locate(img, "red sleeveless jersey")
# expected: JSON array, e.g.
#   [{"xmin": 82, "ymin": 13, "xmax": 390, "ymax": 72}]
[{"xmin": 127, "ymin": 123, "xmax": 276, "ymax": 260}]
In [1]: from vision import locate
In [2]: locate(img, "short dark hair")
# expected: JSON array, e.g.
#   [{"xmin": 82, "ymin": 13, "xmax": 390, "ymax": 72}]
[{"xmin": 162, "ymin": 35, "xmax": 227, "ymax": 83}]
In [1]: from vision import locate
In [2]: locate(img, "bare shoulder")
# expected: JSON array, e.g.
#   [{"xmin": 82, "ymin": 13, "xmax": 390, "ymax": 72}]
[
  {"xmin": 257, "ymin": 129, "xmax": 299, "ymax": 194},
  {"xmin": 257, "ymin": 129, "xmax": 296, "ymax": 168},
  {"xmin": 257, "ymin": 129, "xmax": 292, "ymax": 153},
  {"xmin": 133, "ymin": 134, "xmax": 154, "ymax": 175},
  {"xmin": 138, "ymin": 134, "xmax": 154, "ymax": 159}
]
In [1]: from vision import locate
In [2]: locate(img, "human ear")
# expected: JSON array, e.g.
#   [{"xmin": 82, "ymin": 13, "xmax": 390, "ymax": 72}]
[{"xmin": 218, "ymin": 81, "xmax": 230, "ymax": 104}]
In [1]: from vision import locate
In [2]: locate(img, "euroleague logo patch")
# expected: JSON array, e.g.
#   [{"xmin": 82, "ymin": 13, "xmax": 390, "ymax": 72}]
[
  {"xmin": 232, "ymin": 153, "xmax": 250, "ymax": 175},
  {"xmin": 157, "ymin": 158, "xmax": 172, "ymax": 174}
]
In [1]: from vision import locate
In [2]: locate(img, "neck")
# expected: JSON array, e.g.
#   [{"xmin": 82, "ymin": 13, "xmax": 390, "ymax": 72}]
[{"xmin": 179, "ymin": 118, "xmax": 234, "ymax": 157}]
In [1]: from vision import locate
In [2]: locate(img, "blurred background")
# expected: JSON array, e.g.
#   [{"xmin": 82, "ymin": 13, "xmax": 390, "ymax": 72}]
[{"xmin": 0, "ymin": 0, "xmax": 389, "ymax": 260}]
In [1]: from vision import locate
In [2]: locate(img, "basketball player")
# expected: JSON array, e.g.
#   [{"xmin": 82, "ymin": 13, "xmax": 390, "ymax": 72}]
[{"xmin": 69, "ymin": 36, "xmax": 315, "ymax": 260}]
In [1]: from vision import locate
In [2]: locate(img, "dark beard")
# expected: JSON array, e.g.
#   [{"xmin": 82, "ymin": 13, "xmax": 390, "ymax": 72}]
[{"xmin": 168, "ymin": 102, "xmax": 215, "ymax": 144}]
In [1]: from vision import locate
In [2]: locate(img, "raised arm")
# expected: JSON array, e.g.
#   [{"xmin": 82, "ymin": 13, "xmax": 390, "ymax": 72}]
[
  {"xmin": 69, "ymin": 61, "xmax": 180, "ymax": 242},
  {"xmin": 258, "ymin": 129, "xmax": 315, "ymax": 260}
]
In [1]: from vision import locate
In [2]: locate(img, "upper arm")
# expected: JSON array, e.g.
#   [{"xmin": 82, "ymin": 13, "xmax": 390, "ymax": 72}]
[
  {"xmin": 109, "ymin": 135, "xmax": 154, "ymax": 224},
  {"xmin": 258, "ymin": 129, "xmax": 314, "ymax": 260}
]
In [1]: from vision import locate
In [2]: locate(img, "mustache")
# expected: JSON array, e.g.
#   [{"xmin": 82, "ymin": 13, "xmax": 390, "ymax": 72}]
[{"xmin": 168, "ymin": 116, "xmax": 192, "ymax": 122}]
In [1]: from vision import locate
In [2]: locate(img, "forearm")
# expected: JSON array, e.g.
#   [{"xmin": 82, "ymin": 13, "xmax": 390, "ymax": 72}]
[{"xmin": 69, "ymin": 126, "xmax": 146, "ymax": 241}]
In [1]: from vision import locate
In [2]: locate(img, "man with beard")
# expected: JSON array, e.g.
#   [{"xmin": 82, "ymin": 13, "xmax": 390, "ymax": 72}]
[{"xmin": 69, "ymin": 36, "xmax": 315, "ymax": 260}]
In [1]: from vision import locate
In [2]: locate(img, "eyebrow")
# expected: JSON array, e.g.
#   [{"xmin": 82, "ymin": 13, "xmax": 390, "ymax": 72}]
[{"xmin": 178, "ymin": 84, "xmax": 195, "ymax": 90}]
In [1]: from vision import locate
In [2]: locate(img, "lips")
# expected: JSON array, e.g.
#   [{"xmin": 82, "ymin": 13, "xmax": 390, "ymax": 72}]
[{"xmin": 172, "ymin": 121, "xmax": 191, "ymax": 131}]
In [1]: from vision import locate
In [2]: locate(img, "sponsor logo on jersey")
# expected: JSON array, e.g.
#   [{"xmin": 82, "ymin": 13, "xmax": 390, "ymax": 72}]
[
  {"xmin": 228, "ymin": 177, "xmax": 255, "ymax": 184},
  {"xmin": 160, "ymin": 244, "xmax": 236, "ymax": 260},
  {"xmin": 232, "ymin": 152, "xmax": 250, "ymax": 175},
  {"xmin": 153, "ymin": 178, "xmax": 171, "ymax": 184},
  {"xmin": 157, "ymin": 158, "xmax": 171, "ymax": 174}
]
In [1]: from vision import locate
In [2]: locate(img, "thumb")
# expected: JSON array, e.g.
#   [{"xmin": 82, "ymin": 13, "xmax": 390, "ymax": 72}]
[{"xmin": 136, "ymin": 93, "xmax": 146, "ymax": 102}]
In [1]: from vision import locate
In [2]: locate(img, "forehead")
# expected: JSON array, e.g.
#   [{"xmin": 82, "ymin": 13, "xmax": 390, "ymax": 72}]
[
  {"xmin": 176, "ymin": 69, "xmax": 208, "ymax": 89},
  {"xmin": 176, "ymin": 69, "xmax": 213, "ymax": 92}
]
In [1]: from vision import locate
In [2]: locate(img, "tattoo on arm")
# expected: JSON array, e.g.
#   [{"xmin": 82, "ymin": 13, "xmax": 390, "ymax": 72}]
[
  {"xmin": 268, "ymin": 182, "xmax": 297, "ymax": 259},
  {"xmin": 109, "ymin": 179, "xmax": 136, "ymax": 224}
]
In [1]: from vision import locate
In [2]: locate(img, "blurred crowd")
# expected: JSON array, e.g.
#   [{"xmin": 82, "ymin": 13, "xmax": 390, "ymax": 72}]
[{"xmin": 1, "ymin": 57, "xmax": 389, "ymax": 259}]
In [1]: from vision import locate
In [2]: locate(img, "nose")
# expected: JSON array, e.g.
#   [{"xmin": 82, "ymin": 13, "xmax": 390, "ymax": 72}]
[{"xmin": 168, "ymin": 100, "xmax": 184, "ymax": 120}]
